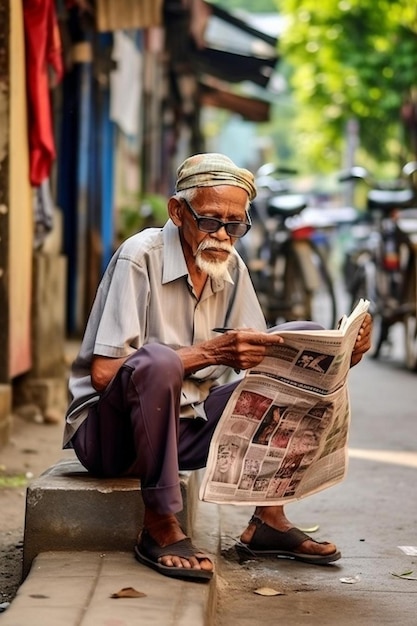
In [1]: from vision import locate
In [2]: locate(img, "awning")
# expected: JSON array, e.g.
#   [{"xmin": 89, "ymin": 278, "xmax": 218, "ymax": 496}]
[
  {"xmin": 192, "ymin": 47, "xmax": 277, "ymax": 88},
  {"xmin": 191, "ymin": 1, "xmax": 280, "ymax": 89},
  {"xmin": 199, "ymin": 83, "xmax": 271, "ymax": 122},
  {"xmin": 207, "ymin": 3, "xmax": 278, "ymax": 49},
  {"xmin": 95, "ymin": 0, "xmax": 163, "ymax": 32},
  {"xmin": 164, "ymin": 1, "xmax": 281, "ymax": 127},
  {"xmin": 165, "ymin": 0, "xmax": 280, "ymax": 90}
]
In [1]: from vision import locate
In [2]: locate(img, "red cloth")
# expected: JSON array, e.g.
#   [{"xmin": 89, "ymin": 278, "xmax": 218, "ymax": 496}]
[{"xmin": 23, "ymin": 0, "xmax": 64, "ymax": 186}]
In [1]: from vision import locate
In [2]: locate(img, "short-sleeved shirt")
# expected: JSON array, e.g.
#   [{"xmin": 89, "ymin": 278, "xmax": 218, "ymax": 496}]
[{"xmin": 63, "ymin": 219, "xmax": 266, "ymax": 447}]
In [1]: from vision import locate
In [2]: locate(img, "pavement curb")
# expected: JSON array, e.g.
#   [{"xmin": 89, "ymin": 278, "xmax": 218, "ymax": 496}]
[{"xmin": 2, "ymin": 471, "xmax": 221, "ymax": 626}]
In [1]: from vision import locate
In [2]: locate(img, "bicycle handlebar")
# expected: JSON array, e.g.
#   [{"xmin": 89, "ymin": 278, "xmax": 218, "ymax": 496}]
[
  {"xmin": 339, "ymin": 161, "xmax": 417, "ymax": 211},
  {"xmin": 339, "ymin": 161, "xmax": 417, "ymax": 190},
  {"xmin": 402, "ymin": 161, "xmax": 417, "ymax": 178},
  {"xmin": 338, "ymin": 166, "xmax": 375, "ymax": 187},
  {"xmin": 255, "ymin": 163, "xmax": 299, "ymax": 178}
]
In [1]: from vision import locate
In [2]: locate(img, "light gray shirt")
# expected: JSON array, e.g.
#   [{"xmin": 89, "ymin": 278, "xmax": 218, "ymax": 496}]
[{"xmin": 63, "ymin": 219, "xmax": 266, "ymax": 447}]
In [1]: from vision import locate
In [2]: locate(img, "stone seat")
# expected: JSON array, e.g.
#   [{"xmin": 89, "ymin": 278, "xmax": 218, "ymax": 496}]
[{"xmin": 22, "ymin": 454, "xmax": 198, "ymax": 579}]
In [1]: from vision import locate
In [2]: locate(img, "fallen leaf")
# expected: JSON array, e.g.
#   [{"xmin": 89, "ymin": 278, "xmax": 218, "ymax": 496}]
[
  {"xmin": 0, "ymin": 474, "xmax": 28, "ymax": 488},
  {"xmin": 398, "ymin": 546, "xmax": 417, "ymax": 556},
  {"xmin": 339, "ymin": 575, "xmax": 361, "ymax": 584},
  {"xmin": 253, "ymin": 587, "xmax": 285, "ymax": 596},
  {"xmin": 390, "ymin": 571, "xmax": 417, "ymax": 580},
  {"xmin": 110, "ymin": 587, "xmax": 147, "ymax": 599},
  {"xmin": 299, "ymin": 524, "xmax": 320, "ymax": 533}
]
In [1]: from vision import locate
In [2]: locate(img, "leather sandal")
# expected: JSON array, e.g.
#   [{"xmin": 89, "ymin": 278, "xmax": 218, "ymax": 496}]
[
  {"xmin": 235, "ymin": 515, "xmax": 341, "ymax": 565},
  {"xmin": 135, "ymin": 529, "xmax": 214, "ymax": 581}
]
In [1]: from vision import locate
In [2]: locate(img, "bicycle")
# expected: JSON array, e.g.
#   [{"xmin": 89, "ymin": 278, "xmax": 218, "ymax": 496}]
[
  {"xmin": 341, "ymin": 162, "xmax": 417, "ymax": 370},
  {"xmin": 238, "ymin": 165, "xmax": 337, "ymax": 331}
]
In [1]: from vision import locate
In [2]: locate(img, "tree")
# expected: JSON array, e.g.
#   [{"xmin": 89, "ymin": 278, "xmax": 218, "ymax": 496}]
[{"xmin": 276, "ymin": 0, "xmax": 417, "ymax": 172}]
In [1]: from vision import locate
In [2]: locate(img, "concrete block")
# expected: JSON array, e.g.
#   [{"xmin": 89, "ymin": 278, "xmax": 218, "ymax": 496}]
[
  {"xmin": 31, "ymin": 252, "xmax": 67, "ymax": 378},
  {"xmin": 13, "ymin": 375, "xmax": 68, "ymax": 419},
  {"xmin": 0, "ymin": 412, "xmax": 12, "ymax": 448},
  {"xmin": 22, "ymin": 457, "xmax": 198, "ymax": 580}
]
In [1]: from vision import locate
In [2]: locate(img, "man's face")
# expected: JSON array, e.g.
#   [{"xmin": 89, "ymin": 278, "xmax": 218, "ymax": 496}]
[
  {"xmin": 297, "ymin": 430, "xmax": 317, "ymax": 451},
  {"xmin": 217, "ymin": 443, "xmax": 238, "ymax": 472},
  {"xmin": 177, "ymin": 185, "xmax": 249, "ymax": 279},
  {"xmin": 272, "ymin": 408, "xmax": 281, "ymax": 424}
]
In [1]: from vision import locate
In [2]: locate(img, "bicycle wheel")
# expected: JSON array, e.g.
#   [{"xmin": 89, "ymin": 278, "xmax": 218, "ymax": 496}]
[
  {"xmin": 405, "ymin": 314, "xmax": 417, "ymax": 370},
  {"xmin": 349, "ymin": 259, "xmax": 387, "ymax": 359},
  {"xmin": 281, "ymin": 247, "xmax": 312, "ymax": 322},
  {"xmin": 288, "ymin": 240, "xmax": 337, "ymax": 330},
  {"xmin": 247, "ymin": 247, "xmax": 276, "ymax": 325},
  {"xmin": 263, "ymin": 240, "xmax": 336, "ymax": 329},
  {"xmin": 403, "ymin": 253, "xmax": 417, "ymax": 371},
  {"xmin": 260, "ymin": 246, "xmax": 292, "ymax": 326}
]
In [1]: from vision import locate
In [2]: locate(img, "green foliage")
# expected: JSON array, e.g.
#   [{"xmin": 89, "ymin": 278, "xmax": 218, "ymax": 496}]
[
  {"xmin": 118, "ymin": 193, "xmax": 168, "ymax": 241},
  {"xmin": 208, "ymin": 0, "xmax": 277, "ymax": 12},
  {"xmin": 276, "ymin": 0, "xmax": 417, "ymax": 171},
  {"xmin": 0, "ymin": 473, "xmax": 28, "ymax": 489}
]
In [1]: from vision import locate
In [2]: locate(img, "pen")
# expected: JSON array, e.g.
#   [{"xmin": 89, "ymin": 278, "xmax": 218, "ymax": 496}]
[{"xmin": 212, "ymin": 327, "xmax": 233, "ymax": 333}]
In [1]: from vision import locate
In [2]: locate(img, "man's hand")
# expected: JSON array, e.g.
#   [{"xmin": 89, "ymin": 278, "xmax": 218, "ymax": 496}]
[
  {"xmin": 350, "ymin": 313, "xmax": 373, "ymax": 367},
  {"xmin": 178, "ymin": 329, "xmax": 284, "ymax": 376}
]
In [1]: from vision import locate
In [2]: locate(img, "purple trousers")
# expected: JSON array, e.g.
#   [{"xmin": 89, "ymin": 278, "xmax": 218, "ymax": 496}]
[{"xmin": 72, "ymin": 322, "xmax": 323, "ymax": 515}]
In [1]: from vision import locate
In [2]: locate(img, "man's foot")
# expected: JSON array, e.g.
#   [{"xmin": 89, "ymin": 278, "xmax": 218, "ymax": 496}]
[
  {"xmin": 238, "ymin": 510, "xmax": 341, "ymax": 565},
  {"xmin": 136, "ymin": 512, "xmax": 214, "ymax": 580}
]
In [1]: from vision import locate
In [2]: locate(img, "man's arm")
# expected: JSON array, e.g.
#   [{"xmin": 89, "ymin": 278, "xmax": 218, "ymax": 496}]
[
  {"xmin": 176, "ymin": 329, "xmax": 285, "ymax": 376},
  {"xmin": 91, "ymin": 316, "xmax": 372, "ymax": 391},
  {"xmin": 350, "ymin": 312, "xmax": 373, "ymax": 367},
  {"xmin": 91, "ymin": 355, "xmax": 129, "ymax": 392},
  {"xmin": 91, "ymin": 330, "xmax": 285, "ymax": 391}
]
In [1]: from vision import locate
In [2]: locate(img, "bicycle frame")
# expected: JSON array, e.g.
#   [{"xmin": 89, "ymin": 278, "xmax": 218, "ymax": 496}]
[
  {"xmin": 397, "ymin": 213, "xmax": 417, "ymax": 369},
  {"xmin": 291, "ymin": 237, "xmax": 323, "ymax": 293},
  {"xmin": 242, "ymin": 166, "xmax": 342, "ymax": 331},
  {"xmin": 349, "ymin": 211, "xmax": 410, "ymax": 346},
  {"xmin": 247, "ymin": 206, "xmax": 337, "ymax": 330},
  {"xmin": 342, "ymin": 161, "xmax": 417, "ymax": 369}
]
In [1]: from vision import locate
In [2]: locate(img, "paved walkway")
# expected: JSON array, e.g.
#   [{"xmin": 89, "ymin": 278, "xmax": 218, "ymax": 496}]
[
  {"xmin": 215, "ymin": 353, "xmax": 417, "ymax": 625},
  {"xmin": 1, "ymin": 551, "xmax": 215, "ymax": 626},
  {"xmin": 1, "ymin": 490, "xmax": 219, "ymax": 626}
]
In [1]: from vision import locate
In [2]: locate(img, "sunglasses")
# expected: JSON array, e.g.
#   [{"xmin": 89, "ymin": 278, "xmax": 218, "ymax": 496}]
[{"xmin": 182, "ymin": 198, "xmax": 251, "ymax": 238}]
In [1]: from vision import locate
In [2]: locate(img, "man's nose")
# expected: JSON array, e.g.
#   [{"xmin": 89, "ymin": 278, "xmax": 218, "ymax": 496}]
[{"xmin": 211, "ymin": 225, "xmax": 230, "ymax": 241}]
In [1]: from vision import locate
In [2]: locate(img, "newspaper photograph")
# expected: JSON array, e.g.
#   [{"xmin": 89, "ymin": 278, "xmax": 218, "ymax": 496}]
[{"xmin": 199, "ymin": 299, "xmax": 370, "ymax": 506}]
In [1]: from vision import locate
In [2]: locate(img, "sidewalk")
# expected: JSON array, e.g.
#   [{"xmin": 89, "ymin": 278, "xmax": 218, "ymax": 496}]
[
  {"xmin": 215, "ymin": 353, "xmax": 417, "ymax": 625},
  {"xmin": 0, "ymin": 492, "xmax": 220, "ymax": 626},
  {"xmin": 2, "ymin": 351, "xmax": 417, "ymax": 625}
]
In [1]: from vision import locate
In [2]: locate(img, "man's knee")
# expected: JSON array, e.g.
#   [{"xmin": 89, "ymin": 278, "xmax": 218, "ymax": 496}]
[{"xmin": 126, "ymin": 343, "xmax": 184, "ymax": 389}]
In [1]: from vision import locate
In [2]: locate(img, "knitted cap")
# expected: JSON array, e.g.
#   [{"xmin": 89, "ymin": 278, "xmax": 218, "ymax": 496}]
[{"xmin": 175, "ymin": 153, "xmax": 257, "ymax": 201}]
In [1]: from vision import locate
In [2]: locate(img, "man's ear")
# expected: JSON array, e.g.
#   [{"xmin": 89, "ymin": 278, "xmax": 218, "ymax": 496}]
[{"xmin": 168, "ymin": 197, "xmax": 183, "ymax": 227}]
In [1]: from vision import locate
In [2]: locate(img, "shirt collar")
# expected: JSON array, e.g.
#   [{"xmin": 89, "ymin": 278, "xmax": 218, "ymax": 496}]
[
  {"xmin": 162, "ymin": 220, "xmax": 188, "ymax": 283},
  {"xmin": 162, "ymin": 220, "xmax": 235, "ymax": 288}
]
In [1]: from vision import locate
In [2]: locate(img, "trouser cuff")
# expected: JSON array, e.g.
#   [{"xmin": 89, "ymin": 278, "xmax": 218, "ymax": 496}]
[{"xmin": 141, "ymin": 482, "xmax": 183, "ymax": 515}]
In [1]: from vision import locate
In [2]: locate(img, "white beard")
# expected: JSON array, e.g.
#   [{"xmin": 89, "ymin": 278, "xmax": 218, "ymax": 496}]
[{"xmin": 195, "ymin": 240, "xmax": 233, "ymax": 280}]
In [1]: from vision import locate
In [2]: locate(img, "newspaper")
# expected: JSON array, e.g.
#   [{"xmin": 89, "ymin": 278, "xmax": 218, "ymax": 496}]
[{"xmin": 199, "ymin": 299, "xmax": 370, "ymax": 506}]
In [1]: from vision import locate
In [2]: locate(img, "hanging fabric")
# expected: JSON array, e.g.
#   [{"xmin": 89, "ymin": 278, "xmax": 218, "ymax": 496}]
[{"xmin": 23, "ymin": 0, "xmax": 64, "ymax": 187}]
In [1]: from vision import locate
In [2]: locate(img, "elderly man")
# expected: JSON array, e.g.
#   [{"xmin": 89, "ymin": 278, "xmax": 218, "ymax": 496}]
[{"xmin": 64, "ymin": 153, "xmax": 372, "ymax": 582}]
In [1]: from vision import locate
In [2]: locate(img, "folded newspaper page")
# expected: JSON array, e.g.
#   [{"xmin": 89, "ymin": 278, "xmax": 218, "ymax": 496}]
[{"xmin": 199, "ymin": 298, "xmax": 370, "ymax": 505}]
